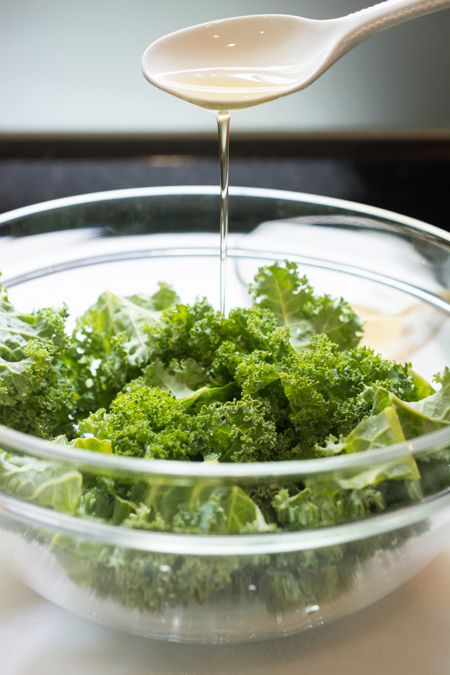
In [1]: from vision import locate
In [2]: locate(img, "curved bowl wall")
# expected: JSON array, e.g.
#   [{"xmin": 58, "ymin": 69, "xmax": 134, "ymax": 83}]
[{"xmin": 1, "ymin": 186, "xmax": 450, "ymax": 642}]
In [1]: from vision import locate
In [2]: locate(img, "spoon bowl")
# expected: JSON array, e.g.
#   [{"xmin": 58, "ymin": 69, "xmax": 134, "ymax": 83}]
[
  {"xmin": 141, "ymin": 0, "xmax": 450, "ymax": 113},
  {"xmin": 141, "ymin": 15, "xmax": 340, "ymax": 111}
]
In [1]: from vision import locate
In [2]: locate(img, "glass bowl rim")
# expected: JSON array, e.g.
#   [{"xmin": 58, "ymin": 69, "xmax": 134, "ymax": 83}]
[
  {"xmin": 1, "ymin": 184, "xmax": 450, "ymax": 482},
  {"xmin": 1, "ymin": 487, "xmax": 449, "ymax": 555}
]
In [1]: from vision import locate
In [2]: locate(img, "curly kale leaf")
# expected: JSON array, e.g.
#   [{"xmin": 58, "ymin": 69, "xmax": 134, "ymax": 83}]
[
  {"xmin": 0, "ymin": 338, "xmax": 54, "ymax": 405},
  {"xmin": 272, "ymin": 483, "xmax": 386, "ymax": 529},
  {"xmin": 0, "ymin": 451, "xmax": 82, "ymax": 513},
  {"xmin": 316, "ymin": 406, "xmax": 406, "ymax": 456},
  {"xmin": 0, "ymin": 284, "xmax": 77, "ymax": 438},
  {"xmin": 197, "ymin": 395, "xmax": 278, "ymax": 462},
  {"xmin": 147, "ymin": 299, "xmax": 288, "ymax": 383},
  {"xmin": 51, "ymin": 534, "xmax": 242, "ymax": 611},
  {"xmin": 275, "ymin": 443, "xmax": 422, "ymax": 531},
  {"xmin": 75, "ymin": 290, "xmax": 160, "ymax": 366},
  {"xmin": 272, "ymin": 450, "xmax": 420, "ymax": 531},
  {"xmin": 67, "ymin": 332, "xmax": 135, "ymax": 417},
  {"xmin": 300, "ymin": 295, "xmax": 364, "ymax": 351},
  {"xmin": 334, "ymin": 456, "xmax": 421, "ymax": 491},
  {"xmin": 409, "ymin": 369, "xmax": 436, "ymax": 401},
  {"xmin": 76, "ymin": 475, "xmax": 138, "ymax": 525},
  {"xmin": 249, "ymin": 261, "xmax": 363, "ymax": 350},
  {"xmin": 234, "ymin": 350, "xmax": 283, "ymax": 396},
  {"xmin": 172, "ymin": 485, "xmax": 273, "ymax": 534},
  {"xmin": 68, "ymin": 286, "xmax": 178, "ymax": 416},
  {"xmin": 143, "ymin": 357, "xmax": 208, "ymax": 399},
  {"xmin": 359, "ymin": 384, "xmax": 392, "ymax": 416},
  {"xmin": 76, "ymin": 475, "xmax": 272, "ymax": 534},
  {"xmin": 126, "ymin": 282, "xmax": 179, "ymax": 312},
  {"xmin": 180, "ymin": 382, "xmax": 240, "ymax": 414},
  {"xmin": 257, "ymin": 336, "xmax": 410, "ymax": 454},
  {"xmin": 50, "ymin": 521, "xmax": 422, "ymax": 616},
  {"xmin": 224, "ymin": 306, "xmax": 281, "ymax": 355},
  {"xmin": 391, "ymin": 367, "xmax": 450, "ymax": 438},
  {"xmin": 248, "ymin": 260, "xmax": 315, "ymax": 326},
  {"xmin": 0, "ymin": 284, "xmax": 67, "ymax": 405},
  {"xmin": 310, "ymin": 387, "xmax": 423, "ymax": 519},
  {"xmin": 0, "ymin": 284, "xmax": 67, "ymax": 354},
  {"xmin": 1, "ymin": 358, "xmax": 78, "ymax": 439},
  {"xmin": 77, "ymin": 380, "xmax": 198, "ymax": 460},
  {"xmin": 148, "ymin": 298, "xmax": 224, "ymax": 369},
  {"xmin": 208, "ymin": 332, "xmax": 415, "ymax": 461},
  {"xmin": 123, "ymin": 483, "xmax": 272, "ymax": 534}
]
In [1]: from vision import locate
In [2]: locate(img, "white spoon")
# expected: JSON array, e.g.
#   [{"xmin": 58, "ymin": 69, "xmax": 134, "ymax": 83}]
[{"xmin": 142, "ymin": 0, "xmax": 450, "ymax": 113}]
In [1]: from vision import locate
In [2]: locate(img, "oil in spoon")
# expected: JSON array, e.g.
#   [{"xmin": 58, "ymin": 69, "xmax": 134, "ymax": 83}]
[{"xmin": 151, "ymin": 67, "xmax": 300, "ymax": 112}]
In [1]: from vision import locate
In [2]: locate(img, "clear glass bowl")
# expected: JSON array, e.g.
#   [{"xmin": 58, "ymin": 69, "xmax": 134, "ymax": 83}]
[{"xmin": 1, "ymin": 186, "xmax": 450, "ymax": 643}]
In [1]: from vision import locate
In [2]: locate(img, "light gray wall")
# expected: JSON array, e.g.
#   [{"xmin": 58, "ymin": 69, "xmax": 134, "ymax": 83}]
[{"xmin": 1, "ymin": 0, "xmax": 449, "ymax": 135}]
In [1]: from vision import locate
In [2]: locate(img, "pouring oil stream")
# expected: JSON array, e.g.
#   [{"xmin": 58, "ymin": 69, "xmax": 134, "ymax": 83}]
[{"xmin": 217, "ymin": 113, "xmax": 231, "ymax": 315}]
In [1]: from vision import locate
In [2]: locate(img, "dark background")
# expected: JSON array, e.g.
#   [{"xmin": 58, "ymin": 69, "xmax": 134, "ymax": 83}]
[{"xmin": 0, "ymin": 137, "xmax": 449, "ymax": 230}]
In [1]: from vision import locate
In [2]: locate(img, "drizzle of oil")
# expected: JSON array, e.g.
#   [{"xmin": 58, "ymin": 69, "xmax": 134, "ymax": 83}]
[
  {"xmin": 217, "ymin": 113, "xmax": 231, "ymax": 315},
  {"xmin": 154, "ymin": 69, "xmax": 297, "ymax": 313},
  {"xmin": 148, "ymin": 58, "xmax": 301, "ymax": 314}
]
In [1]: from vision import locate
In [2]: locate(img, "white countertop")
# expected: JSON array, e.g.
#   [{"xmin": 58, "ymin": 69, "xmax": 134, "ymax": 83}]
[{"xmin": 2, "ymin": 546, "xmax": 450, "ymax": 675}]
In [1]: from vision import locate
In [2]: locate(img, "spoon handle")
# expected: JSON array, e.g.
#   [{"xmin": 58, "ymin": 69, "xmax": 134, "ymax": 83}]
[{"xmin": 340, "ymin": 0, "xmax": 450, "ymax": 49}]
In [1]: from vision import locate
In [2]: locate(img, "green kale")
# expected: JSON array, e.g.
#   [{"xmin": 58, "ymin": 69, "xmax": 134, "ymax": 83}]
[
  {"xmin": 0, "ymin": 283, "xmax": 77, "ymax": 438},
  {"xmin": 143, "ymin": 357, "xmax": 208, "ymax": 398},
  {"xmin": 49, "ymin": 523, "xmax": 423, "ymax": 616},
  {"xmin": 74, "ymin": 290, "xmax": 160, "ymax": 366},
  {"xmin": 78, "ymin": 379, "xmax": 199, "ymax": 459},
  {"xmin": 147, "ymin": 297, "xmax": 224, "ymax": 369},
  {"xmin": 179, "ymin": 381, "xmax": 239, "ymax": 414},
  {"xmin": 66, "ymin": 289, "xmax": 164, "ymax": 416},
  {"xmin": 249, "ymin": 260, "xmax": 364, "ymax": 349},
  {"xmin": 50, "ymin": 534, "xmax": 243, "ymax": 612},
  {"xmin": 227, "ymin": 333, "xmax": 414, "ymax": 458},
  {"xmin": 124, "ymin": 483, "xmax": 272, "ymax": 534},
  {"xmin": 272, "ymin": 482, "xmax": 386, "ymax": 529},
  {"xmin": 196, "ymin": 395, "xmax": 278, "ymax": 462},
  {"xmin": 127, "ymin": 281, "xmax": 179, "ymax": 312},
  {"xmin": 1, "ymin": 260, "xmax": 449, "ymax": 624},
  {"xmin": 0, "ymin": 450, "xmax": 82, "ymax": 513},
  {"xmin": 145, "ymin": 260, "xmax": 363, "ymax": 382},
  {"xmin": 76, "ymin": 472, "xmax": 272, "ymax": 534},
  {"xmin": 409, "ymin": 369, "xmax": 436, "ymax": 400},
  {"xmin": 391, "ymin": 367, "xmax": 450, "ymax": 438},
  {"xmin": 316, "ymin": 406, "xmax": 406, "ymax": 456}
]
